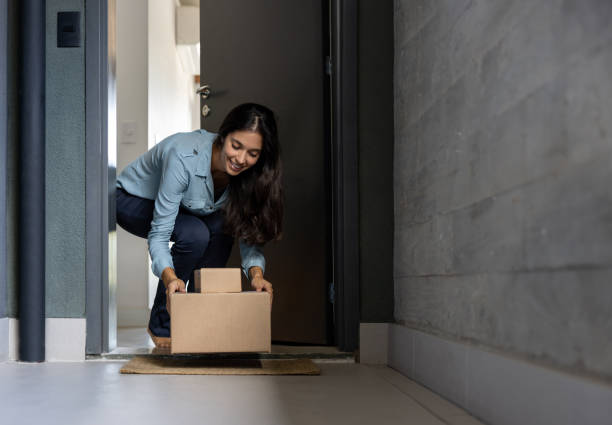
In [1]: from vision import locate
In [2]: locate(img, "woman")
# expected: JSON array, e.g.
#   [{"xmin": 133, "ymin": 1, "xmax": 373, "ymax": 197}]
[{"xmin": 116, "ymin": 103, "xmax": 283, "ymax": 347}]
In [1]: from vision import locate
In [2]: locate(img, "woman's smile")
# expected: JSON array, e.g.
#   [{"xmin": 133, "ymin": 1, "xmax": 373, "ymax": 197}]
[{"xmin": 227, "ymin": 157, "xmax": 245, "ymax": 172}]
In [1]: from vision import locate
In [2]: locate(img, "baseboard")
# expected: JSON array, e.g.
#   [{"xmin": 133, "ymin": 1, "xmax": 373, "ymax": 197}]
[
  {"xmin": 8, "ymin": 317, "xmax": 17, "ymax": 360},
  {"xmin": 117, "ymin": 306, "xmax": 150, "ymax": 328},
  {"xmin": 359, "ymin": 322, "xmax": 389, "ymax": 364},
  {"xmin": 0, "ymin": 318, "xmax": 7, "ymax": 361},
  {"xmin": 6, "ymin": 318, "xmax": 86, "ymax": 362},
  {"xmin": 388, "ymin": 324, "xmax": 612, "ymax": 425}
]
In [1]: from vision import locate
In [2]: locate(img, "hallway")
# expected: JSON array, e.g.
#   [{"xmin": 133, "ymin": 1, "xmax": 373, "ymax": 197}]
[
  {"xmin": 3, "ymin": 1, "xmax": 612, "ymax": 424},
  {"xmin": 0, "ymin": 361, "xmax": 482, "ymax": 425}
]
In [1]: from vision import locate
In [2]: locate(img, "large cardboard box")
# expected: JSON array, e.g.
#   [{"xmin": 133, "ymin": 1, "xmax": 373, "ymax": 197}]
[
  {"xmin": 170, "ymin": 292, "xmax": 271, "ymax": 353},
  {"xmin": 194, "ymin": 268, "xmax": 241, "ymax": 293}
]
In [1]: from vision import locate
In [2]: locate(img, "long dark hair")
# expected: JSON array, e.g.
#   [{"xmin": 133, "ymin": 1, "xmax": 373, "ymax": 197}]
[{"xmin": 215, "ymin": 103, "xmax": 283, "ymax": 245}]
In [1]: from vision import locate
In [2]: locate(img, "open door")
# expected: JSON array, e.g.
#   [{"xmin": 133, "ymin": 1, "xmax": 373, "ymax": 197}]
[{"xmin": 199, "ymin": 1, "xmax": 331, "ymax": 344}]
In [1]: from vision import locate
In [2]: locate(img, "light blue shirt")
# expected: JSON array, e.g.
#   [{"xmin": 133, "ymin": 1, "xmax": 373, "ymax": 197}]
[{"xmin": 116, "ymin": 129, "xmax": 265, "ymax": 279}]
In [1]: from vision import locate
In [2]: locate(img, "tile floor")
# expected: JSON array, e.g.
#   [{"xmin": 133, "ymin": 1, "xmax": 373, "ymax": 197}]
[
  {"xmin": 0, "ymin": 360, "xmax": 484, "ymax": 425},
  {"xmin": 0, "ymin": 327, "xmax": 484, "ymax": 424},
  {"xmin": 117, "ymin": 327, "xmax": 155, "ymax": 348}
]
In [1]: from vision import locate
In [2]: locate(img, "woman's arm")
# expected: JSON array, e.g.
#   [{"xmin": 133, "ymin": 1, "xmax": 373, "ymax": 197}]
[
  {"xmin": 239, "ymin": 240, "xmax": 265, "ymax": 278},
  {"xmin": 148, "ymin": 151, "xmax": 190, "ymax": 314},
  {"xmin": 148, "ymin": 151, "xmax": 189, "ymax": 278},
  {"xmin": 240, "ymin": 242, "xmax": 273, "ymax": 302},
  {"xmin": 147, "ymin": 150, "xmax": 189, "ymax": 294}
]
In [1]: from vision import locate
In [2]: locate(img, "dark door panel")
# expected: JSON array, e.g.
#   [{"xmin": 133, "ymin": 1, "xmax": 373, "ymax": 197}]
[{"xmin": 200, "ymin": 0, "xmax": 329, "ymax": 344}]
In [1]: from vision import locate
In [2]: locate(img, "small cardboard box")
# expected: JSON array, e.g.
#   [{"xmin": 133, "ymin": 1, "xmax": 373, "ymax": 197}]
[
  {"xmin": 194, "ymin": 268, "xmax": 242, "ymax": 293},
  {"xmin": 170, "ymin": 292, "xmax": 271, "ymax": 353}
]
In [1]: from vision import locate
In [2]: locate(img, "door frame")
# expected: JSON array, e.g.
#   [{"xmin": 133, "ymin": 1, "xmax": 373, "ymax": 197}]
[
  {"xmin": 85, "ymin": 0, "xmax": 117, "ymax": 354},
  {"xmin": 85, "ymin": 0, "xmax": 359, "ymax": 353},
  {"xmin": 331, "ymin": 0, "xmax": 359, "ymax": 352},
  {"xmin": 0, "ymin": 0, "xmax": 8, "ymax": 321}
]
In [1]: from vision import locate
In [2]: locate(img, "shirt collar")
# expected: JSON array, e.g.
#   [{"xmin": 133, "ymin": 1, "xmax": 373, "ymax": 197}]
[{"xmin": 194, "ymin": 130, "xmax": 216, "ymax": 178}]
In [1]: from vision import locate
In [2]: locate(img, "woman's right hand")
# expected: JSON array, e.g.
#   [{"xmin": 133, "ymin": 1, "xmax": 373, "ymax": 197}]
[
  {"xmin": 165, "ymin": 278, "xmax": 185, "ymax": 316},
  {"xmin": 166, "ymin": 278, "xmax": 186, "ymax": 296},
  {"xmin": 162, "ymin": 267, "xmax": 186, "ymax": 315}
]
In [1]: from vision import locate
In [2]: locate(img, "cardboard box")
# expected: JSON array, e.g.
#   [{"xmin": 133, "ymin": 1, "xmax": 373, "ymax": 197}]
[
  {"xmin": 194, "ymin": 268, "xmax": 242, "ymax": 293},
  {"xmin": 170, "ymin": 292, "xmax": 271, "ymax": 353}
]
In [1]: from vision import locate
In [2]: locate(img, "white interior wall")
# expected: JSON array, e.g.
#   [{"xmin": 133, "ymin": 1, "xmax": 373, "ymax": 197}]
[
  {"xmin": 116, "ymin": 0, "xmax": 200, "ymax": 328},
  {"xmin": 148, "ymin": 0, "xmax": 196, "ymax": 150},
  {"xmin": 147, "ymin": 0, "xmax": 200, "ymax": 306},
  {"xmin": 116, "ymin": 0, "xmax": 150, "ymax": 327}
]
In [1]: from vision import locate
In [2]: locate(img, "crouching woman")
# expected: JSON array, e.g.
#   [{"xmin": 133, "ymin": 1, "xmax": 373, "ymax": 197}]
[{"xmin": 115, "ymin": 103, "xmax": 283, "ymax": 347}]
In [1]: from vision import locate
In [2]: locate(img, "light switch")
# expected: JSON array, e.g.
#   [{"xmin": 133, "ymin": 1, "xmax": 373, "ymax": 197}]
[
  {"xmin": 57, "ymin": 12, "xmax": 80, "ymax": 48},
  {"xmin": 120, "ymin": 121, "xmax": 137, "ymax": 144}
]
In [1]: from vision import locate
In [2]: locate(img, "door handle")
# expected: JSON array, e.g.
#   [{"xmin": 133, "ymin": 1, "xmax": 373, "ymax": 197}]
[
  {"xmin": 197, "ymin": 85, "xmax": 211, "ymax": 118},
  {"xmin": 196, "ymin": 84, "xmax": 211, "ymax": 99}
]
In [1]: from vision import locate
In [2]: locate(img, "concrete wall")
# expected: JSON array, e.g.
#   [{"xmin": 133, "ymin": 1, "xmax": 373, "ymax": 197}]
[
  {"xmin": 116, "ymin": 0, "xmax": 150, "ymax": 327},
  {"xmin": 45, "ymin": 0, "xmax": 86, "ymax": 318},
  {"xmin": 394, "ymin": 0, "xmax": 612, "ymax": 380},
  {"xmin": 358, "ymin": 0, "xmax": 394, "ymax": 323}
]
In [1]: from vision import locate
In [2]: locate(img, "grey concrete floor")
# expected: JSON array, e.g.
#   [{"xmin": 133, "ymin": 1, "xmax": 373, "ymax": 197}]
[{"xmin": 0, "ymin": 360, "xmax": 483, "ymax": 425}]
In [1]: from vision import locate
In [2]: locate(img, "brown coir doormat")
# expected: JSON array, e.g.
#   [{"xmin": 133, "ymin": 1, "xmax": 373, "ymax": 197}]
[{"xmin": 120, "ymin": 356, "xmax": 320, "ymax": 376}]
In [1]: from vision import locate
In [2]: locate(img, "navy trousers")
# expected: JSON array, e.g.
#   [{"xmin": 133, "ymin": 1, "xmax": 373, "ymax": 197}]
[{"xmin": 116, "ymin": 188, "xmax": 233, "ymax": 337}]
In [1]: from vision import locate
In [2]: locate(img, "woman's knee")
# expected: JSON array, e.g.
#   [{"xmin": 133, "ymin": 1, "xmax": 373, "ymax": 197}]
[
  {"xmin": 115, "ymin": 189, "xmax": 154, "ymax": 238},
  {"xmin": 203, "ymin": 210, "xmax": 228, "ymax": 236},
  {"xmin": 171, "ymin": 215, "xmax": 211, "ymax": 256}
]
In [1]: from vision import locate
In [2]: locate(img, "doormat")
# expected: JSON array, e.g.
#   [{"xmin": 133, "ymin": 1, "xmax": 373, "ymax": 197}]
[{"xmin": 120, "ymin": 356, "xmax": 321, "ymax": 375}]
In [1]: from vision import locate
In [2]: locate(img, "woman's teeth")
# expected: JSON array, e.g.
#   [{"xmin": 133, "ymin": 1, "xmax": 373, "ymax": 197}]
[{"xmin": 229, "ymin": 161, "xmax": 243, "ymax": 171}]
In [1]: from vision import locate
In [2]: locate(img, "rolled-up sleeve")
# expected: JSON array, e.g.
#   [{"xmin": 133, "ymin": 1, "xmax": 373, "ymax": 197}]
[
  {"xmin": 148, "ymin": 151, "xmax": 188, "ymax": 277},
  {"xmin": 239, "ymin": 240, "xmax": 266, "ymax": 279}
]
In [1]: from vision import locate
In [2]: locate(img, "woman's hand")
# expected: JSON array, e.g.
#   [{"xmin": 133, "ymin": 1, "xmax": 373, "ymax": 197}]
[
  {"xmin": 162, "ymin": 267, "xmax": 186, "ymax": 315},
  {"xmin": 249, "ymin": 266, "xmax": 273, "ymax": 304},
  {"xmin": 165, "ymin": 278, "xmax": 186, "ymax": 316},
  {"xmin": 251, "ymin": 276, "xmax": 273, "ymax": 301},
  {"xmin": 166, "ymin": 278, "xmax": 186, "ymax": 296}
]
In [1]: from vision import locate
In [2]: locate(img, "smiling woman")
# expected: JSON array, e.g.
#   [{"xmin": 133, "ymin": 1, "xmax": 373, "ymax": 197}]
[{"xmin": 115, "ymin": 103, "xmax": 283, "ymax": 347}]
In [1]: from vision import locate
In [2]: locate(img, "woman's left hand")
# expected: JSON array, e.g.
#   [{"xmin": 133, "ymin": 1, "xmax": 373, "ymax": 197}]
[{"xmin": 251, "ymin": 276, "xmax": 273, "ymax": 304}]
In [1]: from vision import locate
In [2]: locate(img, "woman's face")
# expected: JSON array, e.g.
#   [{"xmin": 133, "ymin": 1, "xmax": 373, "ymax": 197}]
[{"xmin": 221, "ymin": 130, "xmax": 263, "ymax": 176}]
